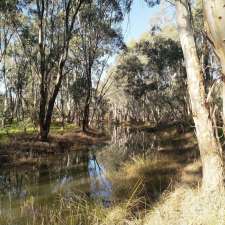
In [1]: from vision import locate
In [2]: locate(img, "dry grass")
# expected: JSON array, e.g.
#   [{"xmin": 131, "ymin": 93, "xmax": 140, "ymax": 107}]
[
  {"xmin": 143, "ymin": 186, "xmax": 225, "ymax": 225},
  {"xmin": 107, "ymin": 154, "xmax": 180, "ymax": 202},
  {"xmin": 2, "ymin": 185, "xmax": 225, "ymax": 225},
  {"xmin": 1, "ymin": 153, "xmax": 225, "ymax": 225},
  {"xmin": 0, "ymin": 192, "xmax": 143, "ymax": 225},
  {"xmin": 1, "ymin": 125, "xmax": 224, "ymax": 225}
]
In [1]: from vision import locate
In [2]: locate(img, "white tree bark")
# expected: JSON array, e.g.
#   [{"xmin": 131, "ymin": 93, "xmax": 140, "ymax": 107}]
[
  {"xmin": 176, "ymin": 0, "xmax": 224, "ymax": 192},
  {"xmin": 203, "ymin": 0, "xmax": 225, "ymax": 130}
]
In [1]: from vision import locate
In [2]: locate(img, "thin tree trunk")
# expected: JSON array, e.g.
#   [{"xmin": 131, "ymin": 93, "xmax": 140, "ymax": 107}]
[
  {"xmin": 82, "ymin": 81, "xmax": 91, "ymax": 132},
  {"xmin": 82, "ymin": 67, "xmax": 92, "ymax": 132},
  {"xmin": 39, "ymin": 78, "xmax": 48, "ymax": 141},
  {"xmin": 176, "ymin": 0, "xmax": 224, "ymax": 192}
]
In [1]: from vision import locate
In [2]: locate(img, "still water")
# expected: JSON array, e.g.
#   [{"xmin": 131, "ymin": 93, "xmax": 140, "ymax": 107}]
[{"xmin": 0, "ymin": 126, "xmax": 162, "ymax": 216}]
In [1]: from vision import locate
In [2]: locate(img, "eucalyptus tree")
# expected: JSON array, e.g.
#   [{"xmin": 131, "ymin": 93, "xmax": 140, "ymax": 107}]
[
  {"xmin": 10, "ymin": 40, "xmax": 31, "ymax": 121},
  {"xmin": 203, "ymin": 0, "xmax": 225, "ymax": 77},
  {"xmin": 0, "ymin": 0, "xmax": 19, "ymax": 125},
  {"xmin": 110, "ymin": 52, "xmax": 145, "ymax": 122},
  {"xmin": 70, "ymin": 75, "xmax": 88, "ymax": 125},
  {"xmin": 144, "ymin": 0, "xmax": 225, "ymax": 193},
  {"xmin": 176, "ymin": 0, "xmax": 224, "ymax": 192},
  {"xmin": 117, "ymin": 0, "xmax": 224, "ymax": 192},
  {"xmin": 20, "ymin": 0, "xmax": 86, "ymax": 141},
  {"xmin": 71, "ymin": 0, "xmax": 126, "ymax": 132},
  {"xmin": 203, "ymin": 1, "xmax": 225, "ymax": 131},
  {"xmin": 107, "ymin": 35, "xmax": 185, "ymax": 125}
]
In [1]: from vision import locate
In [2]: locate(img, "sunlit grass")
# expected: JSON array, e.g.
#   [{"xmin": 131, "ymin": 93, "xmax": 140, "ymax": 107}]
[
  {"xmin": 0, "ymin": 120, "xmax": 77, "ymax": 143},
  {"xmin": 107, "ymin": 153, "xmax": 179, "ymax": 202},
  {"xmin": 0, "ymin": 188, "xmax": 144, "ymax": 225},
  {"xmin": 144, "ymin": 186, "xmax": 225, "ymax": 225},
  {"xmin": 0, "ymin": 152, "xmax": 224, "ymax": 225},
  {"xmin": 0, "ymin": 120, "xmax": 35, "ymax": 135}
]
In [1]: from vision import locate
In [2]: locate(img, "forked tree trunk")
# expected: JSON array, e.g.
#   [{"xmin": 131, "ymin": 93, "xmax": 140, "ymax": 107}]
[
  {"xmin": 39, "ymin": 68, "xmax": 64, "ymax": 141},
  {"xmin": 203, "ymin": 0, "xmax": 225, "ymax": 130},
  {"xmin": 176, "ymin": 0, "xmax": 224, "ymax": 192}
]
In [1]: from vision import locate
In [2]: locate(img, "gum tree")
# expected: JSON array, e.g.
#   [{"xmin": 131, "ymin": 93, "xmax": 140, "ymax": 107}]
[
  {"xmin": 141, "ymin": 0, "xmax": 224, "ymax": 192},
  {"xmin": 176, "ymin": 0, "xmax": 224, "ymax": 192},
  {"xmin": 33, "ymin": 0, "xmax": 85, "ymax": 141},
  {"xmin": 203, "ymin": 0, "xmax": 225, "ymax": 131}
]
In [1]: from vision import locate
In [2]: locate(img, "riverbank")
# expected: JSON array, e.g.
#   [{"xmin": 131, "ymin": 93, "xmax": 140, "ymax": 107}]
[
  {"xmin": 0, "ymin": 122, "xmax": 110, "ymax": 168},
  {"xmin": 1, "ymin": 124, "xmax": 215, "ymax": 225},
  {"xmin": 2, "ymin": 158, "xmax": 224, "ymax": 225}
]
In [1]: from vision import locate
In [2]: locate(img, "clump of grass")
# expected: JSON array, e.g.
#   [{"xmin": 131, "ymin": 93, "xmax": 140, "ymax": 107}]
[
  {"xmin": 2, "ymin": 186, "xmax": 225, "ymax": 225},
  {"xmin": 0, "ymin": 190, "xmax": 143, "ymax": 225},
  {"xmin": 107, "ymin": 153, "xmax": 180, "ymax": 202},
  {"xmin": 1, "ymin": 151, "xmax": 224, "ymax": 225},
  {"xmin": 144, "ymin": 186, "xmax": 225, "ymax": 225}
]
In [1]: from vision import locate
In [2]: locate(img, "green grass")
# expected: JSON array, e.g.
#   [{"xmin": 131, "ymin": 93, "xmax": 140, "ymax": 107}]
[
  {"xmin": 0, "ymin": 120, "xmax": 77, "ymax": 143},
  {"xmin": 50, "ymin": 122, "xmax": 77, "ymax": 134},
  {"xmin": 0, "ymin": 120, "xmax": 36, "ymax": 136}
]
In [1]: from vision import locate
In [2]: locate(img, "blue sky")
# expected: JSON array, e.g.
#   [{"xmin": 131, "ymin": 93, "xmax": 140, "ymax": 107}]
[
  {"xmin": 105, "ymin": 1, "xmax": 161, "ymax": 68},
  {"xmin": 122, "ymin": 1, "xmax": 160, "ymax": 43}
]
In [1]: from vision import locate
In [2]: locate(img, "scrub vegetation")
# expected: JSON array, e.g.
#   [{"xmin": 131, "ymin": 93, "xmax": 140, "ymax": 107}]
[{"xmin": 1, "ymin": 0, "xmax": 225, "ymax": 224}]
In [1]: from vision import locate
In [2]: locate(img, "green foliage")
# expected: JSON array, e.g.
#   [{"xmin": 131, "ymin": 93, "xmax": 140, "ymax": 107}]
[
  {"xmin": 137, "ymin": 37, "xmax": 183, "ymax": 74},
  {"xmin": 106, "ymin": 29, "xmax": 187, "ymax": 125},
  {"xmin": 111, "ymin": 35, "xmax": 183, "ymax": 99},
  {"xmin": 70, "ymin": 76, "xmax": 88, "ymax": 107}
]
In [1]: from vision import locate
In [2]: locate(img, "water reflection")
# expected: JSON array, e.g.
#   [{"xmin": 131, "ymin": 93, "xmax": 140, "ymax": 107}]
[
  {"xmin": 0, "ymin": 150, "xmax": 112, "ymax": 213},
  {"xmin": 0, "ymin": 125, "xmax": 162, "ymax": 213},
  {"xmin": 111, "ymin": 126, "xmax": 159, "ymax": 155},
  {"xmin": 88, "ymin": 153, "xmax": 112, "ymax": 206},
  {"xmin": 96, "ymin": 126, "xmax": 160, "ymax": 172}
]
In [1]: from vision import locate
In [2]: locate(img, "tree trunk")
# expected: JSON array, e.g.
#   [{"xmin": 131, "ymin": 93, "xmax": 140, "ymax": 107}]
[
  {"xmin": 82, "ymin": 68, "xmax": 92, "ymax": 132},
  {"xmin": 203, "ymin": 0, "xmax": 225, "ymax": 131},
  {"xmin": 39, "ymin": 121, "xmax": 48, "ymax": 141},
  {"xmin": 39, "ymin": 65, "xmax": 64, "ymax": 141},
  {"xmin": 176, "ymin": 0, "xmax": 224, "ymax": 192},
  {"xmin": 39, "ymin": 79, "xmax": 48, "ymax": 141},
  {"xmin": 82, "ymin": 88, "xmax": 91, "ymax": 132}
]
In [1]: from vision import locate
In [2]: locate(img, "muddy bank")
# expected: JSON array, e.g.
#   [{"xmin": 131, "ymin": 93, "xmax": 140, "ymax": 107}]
[{"xmin": 0, "ymin": 128, "xmax": 110, "ymax": 168}]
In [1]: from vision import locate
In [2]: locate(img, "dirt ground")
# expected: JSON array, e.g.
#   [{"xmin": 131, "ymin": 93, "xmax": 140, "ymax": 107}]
[{"xmin": 0, "ymin": 127, "xmax": 110, "ymax": 168}]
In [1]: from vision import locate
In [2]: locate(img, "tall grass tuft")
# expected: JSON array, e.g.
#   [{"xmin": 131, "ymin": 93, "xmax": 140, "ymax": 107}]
[{"xmin": 144, "ymin": 185, "xmax": 225, "ymax": 225}]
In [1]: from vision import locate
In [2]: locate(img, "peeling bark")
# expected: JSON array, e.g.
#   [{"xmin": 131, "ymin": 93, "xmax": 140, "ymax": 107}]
[
  {"xmin": 176, "ymin": 0, "xmax": 224, "ymax": 192},
  {"xmin": 203, "ymin": 0, "xmax": 225, "ymax": 130}
]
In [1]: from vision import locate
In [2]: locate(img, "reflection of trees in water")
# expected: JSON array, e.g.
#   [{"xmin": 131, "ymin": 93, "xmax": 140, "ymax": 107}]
[
  {"xmin": 0, "ymin": 171, "xmax": 26, "ymax": 198},
  {"xmin": 0, "ymin": 148, "xmax": 113, "ymax": 208},
  {"xmin": 0, "ymin": 151, "xmax": 90, "ymax": 200},
  {"xmin": 112, "ymin": 125, "xmax": 159, "ymax": 154},
  {"xmin": 88, "ymin": 153, "xmax": 112, "ymax": 204},
  {"xmin": 97, "ymin": 126, "xmax": 160, "ymax": 171},
  {"xmin": 0, "ymin": 126, "xmax": 161, "ymax": 208}
]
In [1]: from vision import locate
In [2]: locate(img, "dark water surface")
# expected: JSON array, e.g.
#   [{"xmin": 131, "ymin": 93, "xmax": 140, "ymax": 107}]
[{"xmin": 0, "ymin": 126, "xmax": 163, "ymax": 217}]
